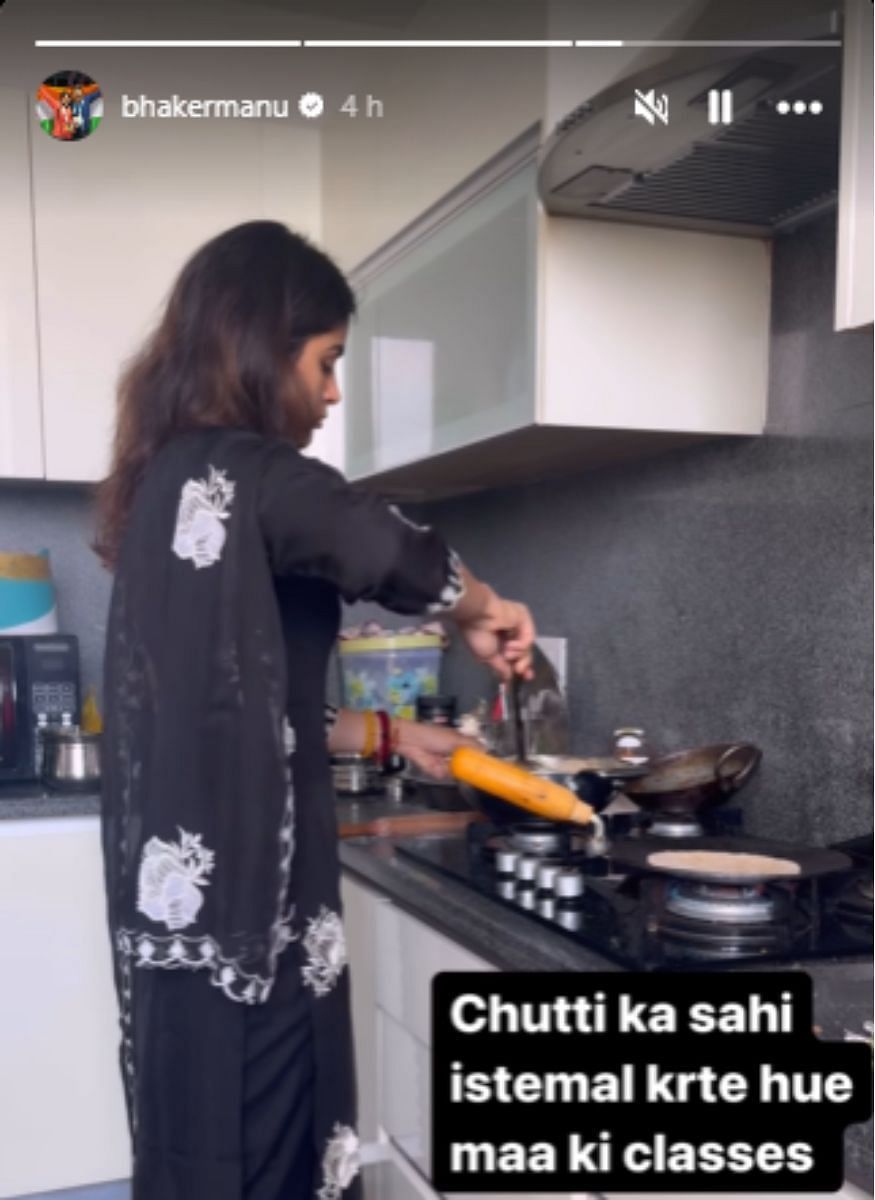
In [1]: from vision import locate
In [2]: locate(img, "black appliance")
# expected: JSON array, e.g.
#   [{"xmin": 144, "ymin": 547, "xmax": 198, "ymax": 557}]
[
  {"xmin": 0, "ymin": 635, "xmax": 81, "ymax": 784},
  {"xmin": 395, "ymin": 816, "xmax": 873, "ymax": 971}
]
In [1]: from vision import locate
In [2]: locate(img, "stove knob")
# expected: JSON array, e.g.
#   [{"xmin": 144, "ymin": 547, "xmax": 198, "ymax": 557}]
[
  {"xmin": 495, "ymin": 849, "xmax": 520, "ymax": 876},
  {"xmin": 555, "ymin": 867, "xmax": 585, "ymax": 899},
  {"xmin": 556, "ymin": 907, "xmax": 584, "ymax": 932},
  {"xmin": 516, "ymin": 886, "xmax": 536, "ymax": 910},
  {"xmin": 495, "ymin": 879, "xmax": 516, "ymax": 901},
  {"xmin": 536, "ymin": 896, "xmax": 557, "ymax": 920},
  {"xmin": 515, "ymin": 854, "xmax": 540, "ymax": 883},
  {"xmin": 536, "ymin": 862, "xmax": 562, "ymax": 892}
]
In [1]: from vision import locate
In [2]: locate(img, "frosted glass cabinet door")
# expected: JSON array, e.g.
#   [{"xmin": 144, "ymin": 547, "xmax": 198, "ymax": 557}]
[
  {"xmin": 345, "ymin": 161, "xmax": 538, "ymax": 479},
  {"xmin": 344, "ymin": 282, "xmax": 379, "ymax": 477}
]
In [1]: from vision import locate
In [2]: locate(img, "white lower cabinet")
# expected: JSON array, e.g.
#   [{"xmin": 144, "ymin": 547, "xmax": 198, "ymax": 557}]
[
  {"xmin": 0, "ymin": 817, "xmax": 130, "ymax": 1197},
  {"xmin": 374, "ymin": 896, "xmax": 495, "ymax": 1045},
  {"xmin": 362, "ymin": 1147, "xmax": 443, "ymax": 1200},
  {"xmin": 344, "ymin": 883, "xmax": 596, "ymax": 1200},
  {"xmin": 378, "ymin": 1007, "xmax": 432, "ymax": 1178},
  {"xmin": 342, "ymin": 871, "xmax": 389, "ymax": 1145}
]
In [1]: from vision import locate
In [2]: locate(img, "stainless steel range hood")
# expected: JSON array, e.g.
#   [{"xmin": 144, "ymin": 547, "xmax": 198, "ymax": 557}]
[{"xmin": 538, "ymin": 46, "xmax": 841, "ymax": 237}]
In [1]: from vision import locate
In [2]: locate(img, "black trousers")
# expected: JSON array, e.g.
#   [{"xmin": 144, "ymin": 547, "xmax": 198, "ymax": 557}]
[{"xmin": 128, "ymin": 950, "xmax": 319, "ymax": 1200}]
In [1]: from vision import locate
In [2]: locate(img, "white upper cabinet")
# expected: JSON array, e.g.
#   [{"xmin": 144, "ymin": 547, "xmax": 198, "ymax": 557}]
[
  {"xmin": 31, "ymin": 111, "xmax": 322, "ymax": 482},
  {"xmin": 345, "ymin": 129, "xmax": 772, "ymax": 499},
  {"xmin": 345, "ymin": 150, "xmax": 538, "ymax": 482},
  {"xmin": 0, "ymin": 88, "xmax": 43, "ymax": 479},
  {"xmin": 835, "ymin": 0, "xmax": 874, "ymax": 331}
]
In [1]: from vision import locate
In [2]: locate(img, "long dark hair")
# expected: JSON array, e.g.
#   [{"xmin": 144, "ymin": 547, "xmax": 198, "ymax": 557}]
[{"xmin": 94, "ymin": 221, "xmax": 355, "ymax": 567}]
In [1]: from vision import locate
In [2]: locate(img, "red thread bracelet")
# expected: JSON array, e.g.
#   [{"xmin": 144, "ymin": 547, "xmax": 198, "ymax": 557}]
[{"xmin": 375, "ymin": 710, "xmax": 392, "ymax": 769}]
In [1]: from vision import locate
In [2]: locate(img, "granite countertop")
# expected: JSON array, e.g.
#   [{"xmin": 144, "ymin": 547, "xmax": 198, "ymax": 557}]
[{"xmin": 0, "ymin": 783, "xmax": 101, "ymax": 820}]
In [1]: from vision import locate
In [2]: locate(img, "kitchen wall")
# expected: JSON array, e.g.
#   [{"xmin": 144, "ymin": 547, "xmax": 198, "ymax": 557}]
[
  {"xmin": 0, "ymin": 484, "xmax": 109, "ymax": 699},
  {"xmin": 413, "ymin": 212, "xmax": 873, "ymax": 846}
]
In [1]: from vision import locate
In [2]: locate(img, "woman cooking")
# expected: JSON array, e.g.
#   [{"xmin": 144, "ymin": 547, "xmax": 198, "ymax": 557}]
[{"xmin": 94, "ymin": 220, "xmax": 536, "ymax": 1200}]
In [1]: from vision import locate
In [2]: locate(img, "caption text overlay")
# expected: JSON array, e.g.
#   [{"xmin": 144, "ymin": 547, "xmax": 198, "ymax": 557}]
[{"xmin": 431, "ymin": 971, "xmax": 872, "ymax": 1192}]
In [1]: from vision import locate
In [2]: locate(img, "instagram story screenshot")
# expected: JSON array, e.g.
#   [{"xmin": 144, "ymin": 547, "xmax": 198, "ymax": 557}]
[{"xmin": 0, "ymin": 1, "xmax": 872, "ymax": 1199}]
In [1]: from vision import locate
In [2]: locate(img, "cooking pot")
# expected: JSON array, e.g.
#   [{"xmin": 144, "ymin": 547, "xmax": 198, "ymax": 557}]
[
  {"xmin": 42, "ymin": 727, "xmax": 101, "ymax": 792},
  {"xmin": 622, "ymin": 742, "xmax": 760, "ymax": 815},
  {"xmin": 331, "ymin": 753, "xmax": 381, "ymax": 796}
]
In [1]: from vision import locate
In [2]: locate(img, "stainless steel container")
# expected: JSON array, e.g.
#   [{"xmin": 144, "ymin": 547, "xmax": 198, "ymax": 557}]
[
  {"xmin": 41, "ymin": 727, "xmax": 101, "ymax": 791},
  {"xmin": 330, "ymin": 754, "xmax": 380, "ymax": 796}
]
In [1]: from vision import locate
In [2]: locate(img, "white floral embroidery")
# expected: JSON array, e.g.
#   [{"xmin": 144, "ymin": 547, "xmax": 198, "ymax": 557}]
[
  {"xmin": 136, "ymin": 828, "xmax": 215, "ymax": 932},
  {"xmin": 388, "ymin": 504, "xmax": 431, "ymax": 533},
  {"xmin": 117, "ymin": 950, "xmax": 138, "ymax": 1131},
  {"xmin": 301, "ymin": 906, "xmax": 348, "ymax": 997},
  {"xmin": 117, "ymin": 927, "xmax": 297, "ymax": 1004},
  {"xmin": 426, "ymin": 548, "xmax": 466, "ymax": 613},
  {"xmin": 268, "ymin": 735, "xmax": 296, "ymax": 972},
  {"xmin": 317, "ymin": 1123, "xmax": 360, "ymax": 1200},
  {"xmin": 172, "ymin": 466, "xmax": 235, "ymax": 569}
]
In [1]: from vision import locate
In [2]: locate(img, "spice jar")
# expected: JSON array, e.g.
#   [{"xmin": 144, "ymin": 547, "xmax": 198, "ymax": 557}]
[{"xmin": 612, "ymin": 727, "xmax": 650, "ymax": 766}]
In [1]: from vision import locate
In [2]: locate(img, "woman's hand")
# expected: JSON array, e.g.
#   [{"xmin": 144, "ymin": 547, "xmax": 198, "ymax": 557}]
[
  {"xmin": 456, "ymin": 591, "xmax": 536, "ymax": 681},
  {"xmin": 392, "ymin": 718, "xmax": 480, "ymax": 780}
]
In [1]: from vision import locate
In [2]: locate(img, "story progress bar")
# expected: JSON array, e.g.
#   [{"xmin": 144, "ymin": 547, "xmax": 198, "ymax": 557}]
[{"xmin": 35, "ymin": 39, "xmax": 842, "ymax": 49}]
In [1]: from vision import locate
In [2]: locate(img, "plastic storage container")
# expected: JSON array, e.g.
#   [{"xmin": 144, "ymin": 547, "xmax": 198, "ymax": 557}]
[
  {"xmin": 0, "ymin": 550, "xmax": 59, "ymax": 633},
  {"xmin": 338, "ymin": 633, "xmax": 443, "ymax": 720}
]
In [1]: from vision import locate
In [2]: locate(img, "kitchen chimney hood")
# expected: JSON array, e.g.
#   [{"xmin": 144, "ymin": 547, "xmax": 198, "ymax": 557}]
[{"xmin": 538, "ymin": 46, "xmax": 841, "ymax": 237}]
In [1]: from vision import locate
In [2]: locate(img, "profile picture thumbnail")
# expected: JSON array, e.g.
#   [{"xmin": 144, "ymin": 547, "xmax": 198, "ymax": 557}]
[{"xmin": 36, "ymin": 70, "xmax": 103, "ymax": 141}]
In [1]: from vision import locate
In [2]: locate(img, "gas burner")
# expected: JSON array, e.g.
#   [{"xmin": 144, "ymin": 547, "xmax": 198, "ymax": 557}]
[
  {"xmin": 396, "ymin": 823, "xmax": 872, "ymax": 970},
  {"xmin": 653, "ymin": 878, "xmax": 797, "ymax": 960},
  {"xmin": 483, "ymin": 823, "xmax": 570, "ymax": 863},
  {"xmin": 648, "ymin": 813, "xmax": 704, "ymax": 838},
  {"xmin": 665, "ymin": 880, "xmax": 779, "ymax": 924},
  {"xmin": 509, "ymin": 823, "xmax": 568, "ymax": 856}
]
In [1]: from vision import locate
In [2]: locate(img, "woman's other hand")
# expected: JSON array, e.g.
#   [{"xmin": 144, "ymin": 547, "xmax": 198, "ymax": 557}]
[{"xmin": 392, "ymin": 718, "xmax": 480, "ymax": 780}]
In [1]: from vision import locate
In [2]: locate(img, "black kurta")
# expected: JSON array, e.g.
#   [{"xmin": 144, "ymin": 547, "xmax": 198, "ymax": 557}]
[{"xmin": 101, "ymin": 428, "xmax": 462, "ymax": 1199}]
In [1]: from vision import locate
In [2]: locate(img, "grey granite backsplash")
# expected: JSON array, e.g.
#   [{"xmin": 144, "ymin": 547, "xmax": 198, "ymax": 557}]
[{"xmin": 2, "ymin": 214, "xmax": 871, "ymax": 846}]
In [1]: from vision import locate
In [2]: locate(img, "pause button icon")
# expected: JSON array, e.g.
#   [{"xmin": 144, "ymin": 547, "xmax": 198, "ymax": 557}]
[{"xmin": 708, "ymin": 88, "xmax": 733, "ymax": 125}]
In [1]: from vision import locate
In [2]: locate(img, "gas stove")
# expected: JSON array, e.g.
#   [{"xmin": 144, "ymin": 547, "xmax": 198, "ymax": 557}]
[{"xmin": 395, "ymin": 818, "xmax": 873, "ymax": 970}]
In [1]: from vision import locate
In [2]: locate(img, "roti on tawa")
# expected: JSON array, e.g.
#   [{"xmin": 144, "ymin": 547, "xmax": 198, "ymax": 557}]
[{"xmin": 647, "ymin": 849, "xmax": 801, "ymax": 877}]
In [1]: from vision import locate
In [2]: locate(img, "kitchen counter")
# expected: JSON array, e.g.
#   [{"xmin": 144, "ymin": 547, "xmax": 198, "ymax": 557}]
[{"xmin": 0, "ymin": 783, "xmax": 100, "ymax": 820}]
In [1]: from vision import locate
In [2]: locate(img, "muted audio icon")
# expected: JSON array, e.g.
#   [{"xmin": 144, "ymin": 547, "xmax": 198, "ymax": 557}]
[{"xmin": 707, "ymin": 88, "xmax": 733, "ymax": 126}]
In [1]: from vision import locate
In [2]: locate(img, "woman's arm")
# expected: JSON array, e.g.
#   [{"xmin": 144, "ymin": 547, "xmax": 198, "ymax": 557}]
[
  {"xmin": 326, "ymin": 708, "xmax": 369, "ymax": 756},
  {"xmin": 446, "ymin": 564, "xmax": 535, "ymax": 680},
  {"xmin": 258, "ymin": 445, "xmax": 536, "ymax": 679},
  {"xmin": 326, "ymin": 707, "xmax": 476, "ymax": 779}
]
